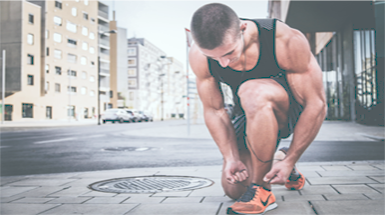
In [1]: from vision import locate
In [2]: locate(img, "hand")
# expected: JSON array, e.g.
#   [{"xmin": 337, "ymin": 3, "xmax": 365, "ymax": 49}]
[
  {"xmin": 263, "ymin": 160, "xmax": 293, "ymax": 185},
  {"xmin": 223, "ymin": 160, "xmax": 249, "ymax": 185}
]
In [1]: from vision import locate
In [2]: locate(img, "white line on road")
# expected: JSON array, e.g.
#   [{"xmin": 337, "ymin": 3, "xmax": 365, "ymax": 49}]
[{"xmin": 34, "ymin": 137, "xmax": 77, "ymax": 144}]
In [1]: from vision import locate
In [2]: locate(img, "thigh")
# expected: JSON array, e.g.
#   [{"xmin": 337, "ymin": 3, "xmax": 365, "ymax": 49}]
[{"xmin": 237, "ymin": 78, "xmax": 290, "ymax": 130}]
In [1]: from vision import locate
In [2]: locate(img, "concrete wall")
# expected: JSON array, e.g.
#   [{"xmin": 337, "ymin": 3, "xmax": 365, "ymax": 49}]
[
  {"xmin": 109, "ymin": 17, "xmax": 117, "ymax": 108},
  {"xmin": 117, "ymin": 27, "xmax": 128, "ymax": 107},
  {"xmin": 315, "ymin": 32, "xmax": 334, "ymax": 55}
]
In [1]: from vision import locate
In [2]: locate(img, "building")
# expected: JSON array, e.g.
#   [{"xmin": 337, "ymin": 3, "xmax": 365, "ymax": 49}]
[
  {"xmin": 268, "ymin": 1, "xmax": 384, "ymax": 126},
  {"xmin": 126, "ymin": 38, "xmax": 186, "ymax": 120},
  {"xmin": 0, "ymin": 0, "xmax": 99, "ymax": 121}
]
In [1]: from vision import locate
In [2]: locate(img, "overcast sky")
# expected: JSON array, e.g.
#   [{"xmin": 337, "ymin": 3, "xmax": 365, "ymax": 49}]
[{"xmin": 101, "ymin": 0, "xmax": 268, "ymax": 69}]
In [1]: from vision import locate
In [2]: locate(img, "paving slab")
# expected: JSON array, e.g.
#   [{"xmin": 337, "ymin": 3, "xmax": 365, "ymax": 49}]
[
  {"xmin": 40, "ymin": 203, "xmax": 138, "ymax": 215},
  {"xmin": 46, "ymin": 196, "xmax": 92, "ymax": 204},
  {"xmin": 369, "ymin": 176, "xmax": 385, "ymax": 183},
  {"xmin": 346, "ymin": 164, "xmax": 383, "ymax": 171},
  {"xmin": 121, "ymin": 196, "xmax": 165, "ymax": 204},
  {"xmin": 268, "ymin": 201, "xmax": 317, "ymax": 215},
  {"xmin": 84, "ymin": 196, "xmax": 129, "ymax": 204},
  {"xmin": 367, "ymin": 184, "xmax": 385, "ymax": 193},
  {"xmin": 189, "ymin": 185, "xmax": 226, "ymax": 197},
  {"xmin": 364, "ymin": 193, "xmax": 385, "ymax": 200},
  {"xmin": 333, "ymin": 184, "xmax": 381, "ymax": 194},
  {"xmin": 0, "ymin": 176, "xmax": 28, "ymax": 186},
  {"xmin": 127, "ymin": 202, "xmax": 221, "ymax": 215},
  {"xmin": 307, "ymin": 176, "xmax": 378, "ymax": 185},
  {"xmin": 161, "ymin": 196, "xmax": 203, "ymax": 203},
  {"xmin": 317, "ymin": 170, "xmax": 384, "ymax": 177},
  {"xmin": 11, "ymin": 186, "xmax": 69, "ymax": 198},
  {"xmin": 282, "ymin": 194, "xmax": 325, "ymax": 201},
  {"xmin": 47, "ymin": 186, "xmax": 91, "ymax": 197},
  {"xmin": 202, "ymin": 196, "xmax": 233, "ymax": 203},
  {"xmin": 320, "ymin": 165, "xmax": 353, "ymax": 171},
  {"xmin": 299, "ymin": 185, "xmax": 339, "ymax": 195},
  {"xmin": 11, "ymin": 197, "xmax": 57, "ymax": 204},
  {"xmin": 0, "ymin": 196, "xmax": 25, "ymax": 203},
  {"xmin": 80, "ymin": 190, "xmax": 118, "ymax": 197},
  {"xmin": 323, "ymin": 193, "xmax": 370, "ymax": 200},
  {"xmin": 311, "ymin": 200, "xmax": 385, "ymax": 215},
  {"xmin": 0, "ymin": 186, "xmax": 38, "ymax": 198},
  {"xmin": 0, "ymin": 203, "xmax": 61, "ymax": 215},
  {"xmin": 5, "ymin": 179, "xmax": 76, "ymax": 187}
]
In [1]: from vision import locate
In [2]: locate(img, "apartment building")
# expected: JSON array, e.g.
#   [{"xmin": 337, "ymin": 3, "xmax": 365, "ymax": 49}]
[
  {"xmin": 268, "ymin": 1, "xmax": 384, "ymax": 126},
  {"xmin": 127, "ymin": 37, "xmax": 166, "ymax": 119},
  {"xmin": 0, "ymin": 0, "xmax": 99, "ymax": 121}
]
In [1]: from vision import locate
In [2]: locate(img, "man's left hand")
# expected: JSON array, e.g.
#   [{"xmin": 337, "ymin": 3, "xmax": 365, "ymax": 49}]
[{"xmin": 263, "ymin": 160, "xmax": 294, "ymax": 185}]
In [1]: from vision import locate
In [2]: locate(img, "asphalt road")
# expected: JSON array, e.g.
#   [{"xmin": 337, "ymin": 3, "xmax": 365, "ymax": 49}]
[{"xmin": 1, "ymin": 122, "xmax": 384, "ymax": 176}]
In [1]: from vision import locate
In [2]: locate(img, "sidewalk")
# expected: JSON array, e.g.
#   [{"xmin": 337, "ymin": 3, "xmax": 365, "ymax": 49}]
[{"xmin": 1, "ymin": 120, "xmax": 384, "ymax": 215}]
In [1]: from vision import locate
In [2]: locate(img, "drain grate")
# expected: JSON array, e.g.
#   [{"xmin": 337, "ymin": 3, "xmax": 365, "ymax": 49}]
[{"xmin": 88, "ymin": 176, "xmax": 214, "ymax": 193}]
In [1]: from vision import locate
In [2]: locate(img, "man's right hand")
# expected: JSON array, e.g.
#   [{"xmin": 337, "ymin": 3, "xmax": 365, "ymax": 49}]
[{"xmin": 224, "ymin": 160, "xmax": 249, "ymax": 184}]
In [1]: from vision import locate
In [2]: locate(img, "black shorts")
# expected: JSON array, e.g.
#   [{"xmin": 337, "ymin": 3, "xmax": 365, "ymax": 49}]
[{"xmin": 232, "ymin": 76, "xmax": 303, "ymax": 149}]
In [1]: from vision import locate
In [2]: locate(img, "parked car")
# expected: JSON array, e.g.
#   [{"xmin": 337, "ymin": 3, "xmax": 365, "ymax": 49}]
[
  {"xmin": 124, "ymin": 109, "xmax": 137, "ymax": 122},
  {"xmin": 102, "ymin": 109, "xmax": 132, "ymax": 123},
  {"xmin": 140, "ymin": 111, "xmax": 153, "ymax": 122},
  {"xmin": 125, "ymin": 109, "xmax": 143, "ymax": 122}
]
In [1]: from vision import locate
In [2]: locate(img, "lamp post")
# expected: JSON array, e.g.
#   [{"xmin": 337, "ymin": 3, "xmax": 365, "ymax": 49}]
[
  {"xmin": 98, "ymin": 30, "xmax": 117, "ymax": 125},
  {"xmin": 159, "ymin": 73, "xmax": 165, "ymax": 121}
]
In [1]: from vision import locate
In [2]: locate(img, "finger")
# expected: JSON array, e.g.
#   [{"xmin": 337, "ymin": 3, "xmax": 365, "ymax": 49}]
[
  {"xmin": 235, "ymin": 172, "xmax": 245, "ymax": 182},
  {"xmin": 239, "ymin": 171, "xmax": 248, "ymax": 181},
  {"xmin": 269, "ymin": 175, "xmax": 285, "ymax": 185},
  {"xmin": 227, "ymin": 176, "xmax": 236, "ymax": 185},
  {"xmin": 263, "ymin": 169, "xmax": 278, "ymax": 182},
  {"xmin": 233, "ymin": 173, "xmax": 240, "ymax": 183}
]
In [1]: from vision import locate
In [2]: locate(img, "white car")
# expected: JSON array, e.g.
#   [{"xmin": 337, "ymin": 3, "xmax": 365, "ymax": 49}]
[{"xmin": 102, "ymin": 109, "xmax": 132, "ymax": 123}]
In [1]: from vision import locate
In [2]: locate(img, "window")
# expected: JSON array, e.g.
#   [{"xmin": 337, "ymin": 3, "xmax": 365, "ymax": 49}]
[
  {"xmin": 80, "ymin": 56, "xmax": 87, "ymax": 65},
  {"xmin": 55, "ymin": 66, "xmax": 62, "ymax": 75},
  {"xmin": 68, "ymin": 105, "xmax": 75, "ymax": 117},
  {"xmin": 46, "ymin": 47, "xmax": 49, "ymax": 56},
  {"xmin": 82, "ymin": 42, "xmax": 88, "ymax": 50},
  {"xmin": 46, "ymin": 64, "xmax": 49, "ymax": 73},
  {"xmin": 82, "ymin": 72, "xmax": 87, "ymax": 79},
  {"xmin": 67, "ymin": 38, "xmax": 77, "ymax": 48},
  {"xmin": 128, "ymin": 79, "xmax": 137, "ymax": 87},
  {"xmin": 45, "ymin": 81, "xmax": 49, "ymax": 93},
  {"xmin": 28, "ymin": 14, "xmax": 34, "ymax": 24},
  {"xmin": 66, "ymin": 21, "xmax": 77, "ymax": 33},
  {"xmin": 89, "ymin": 47, "xmax": 95, "ymax": 54},
  {"xmin": 110, "ymin": 90, "xmax": 113, "ymax": 98},
  {"xmin": 68, "ymin": 69, "xmax": 77, "ymax": 77},
  {"xmin": 53, "ymin": 16, "xmax": 62, "ymax": 26},
  {"xmin": 27, "ymin": 34, "xmax": 34, "ymax": 45},
  {"xmin": 54, "ymin": 49, "xmax": 62, "ymax": 59},
  {"xmin": 27, "ymin": 54, "xmax": 34, "ymax": 65},
  {"xmin": 45, "ymin": 30, "xmax": 49, "ymax": 39},
  {"xmin": 83, "ymin": 12, "xmax": 88, "ymax": 20},
  {"xmin": 89, "ymin": 32, "xmax": 95, "ymax": 40},
  {"xmin": 89, "ymin": 75, "xmax": 95, "ymax": 82},
  {"xmin": 55, "ymin": 0, "xmax": 62, "ymax": 9},
  {"xmin": 84, "ymin": 0, "xmax": 88, "ymax": 5},
  {"xmin": 127, "ymin": 48, "xmax": 136, "ymax": 56},
  {"xmin": 82, "ymin": 27, "xmax": 88, "ymax": 36},
  {"xmin": 90, "ymin": 61, "xmax": 95, "ymax": 66},
  {"xmin": 22, "ymin": 103, "xmax": 33, "ymax": 118},
  {"xmin": 81, "ymin": 87, "xmax": 87, "ymax": 95},
  {"xmin": 68, "ymin": 86, "xmax": 77, "ymax": 93},
  {"xmin": 128, "ymin": 69, "xmax": 136, "ymax": 76},
  {"xmin": 90, "ymin": 90, "xmax": 95, "ymax": 96},
  {"xmin": 128, "ymin": 59, "xmax": 136, "ymax": 66},
  {"xmin": 71, "ymin": 7, "xmax": 77, "ymax": 16},
  {"xmin": 46, "ymin": 106, "xmax": 52, "ymax": 119},
  {"xmin": 91, "ymin": 18, "xmax": 95, "ymax": 23},
  {"xmin": 55, "ymin": 83, "xmax": 61, "ymax": 92},
  {"xmin": 67, "ymin": 53, "xmax": 77, "ymax": 63},
  {"xmin": 53, "ymin": 33, "xmax": 62, "ymax": 43},
  {"xmin": 27, "ymin": 75, "xmax": 34, "ymax": 85}
]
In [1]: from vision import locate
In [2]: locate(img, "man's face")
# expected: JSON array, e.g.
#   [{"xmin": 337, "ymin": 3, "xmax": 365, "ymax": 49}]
[{"xmin": 199, "ymin": 32, "xmax": 244, "ymax": 68}]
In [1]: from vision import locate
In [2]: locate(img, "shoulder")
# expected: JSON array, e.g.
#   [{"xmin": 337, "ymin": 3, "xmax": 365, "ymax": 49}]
[
  {"xmin": 275, "ymin": 21, "xmax": 312, "ymax": 73},
  {"xmin": 189, "ymin": 43, "xmax": 212, "ymax": 80}
]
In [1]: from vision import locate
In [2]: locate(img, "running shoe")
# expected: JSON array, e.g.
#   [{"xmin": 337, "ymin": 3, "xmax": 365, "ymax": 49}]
[
  {"xmin": 278, "ymin": 147, "xmax": 306, "ymax": 190},
  {"xmin": 227, "ymin": 184, "xmax": 277, "ymax": 215},
  {"xmin": 285, "ymin": 167, "xmax": 305, "ymax": 190}
]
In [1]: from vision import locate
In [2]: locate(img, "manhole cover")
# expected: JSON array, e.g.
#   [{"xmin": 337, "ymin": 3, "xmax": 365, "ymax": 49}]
[
  {"xmin": 88, "ymin": 176, "xmax": 214, "ymax": 193},
  {"xmin": 102, "ymin": 147, "xmax": 157, "ymax": 152}
]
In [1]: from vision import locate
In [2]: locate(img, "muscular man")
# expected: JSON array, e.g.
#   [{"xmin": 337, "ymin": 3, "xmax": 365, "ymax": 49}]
[{"xmin": 189, "ymin": 3, "xmax": 327, "ymax": 215}]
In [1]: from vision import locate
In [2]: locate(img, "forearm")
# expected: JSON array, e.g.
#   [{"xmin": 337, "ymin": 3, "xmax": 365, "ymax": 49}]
[
  {"xmin": 204, "ymin": 108, "xmax": 240, "ymax": 162},
  {"xmin": 285, "ymin": 102, "xmax": 327, "ymax": 165}
]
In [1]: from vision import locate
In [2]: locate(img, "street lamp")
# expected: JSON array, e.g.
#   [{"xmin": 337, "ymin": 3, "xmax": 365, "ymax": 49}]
[
  {"xmin": 98, "ymin": 30, "xmax": 117, "ymax": 125},
  {"xmin": 159, "ymin": 73, "xmax": 166, "ymax": 121}
]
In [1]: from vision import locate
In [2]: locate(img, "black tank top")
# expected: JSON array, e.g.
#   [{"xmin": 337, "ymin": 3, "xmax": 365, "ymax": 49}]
[{"xmin": 207, "ymin": 18, "xmax": 285, "ymax": 114}]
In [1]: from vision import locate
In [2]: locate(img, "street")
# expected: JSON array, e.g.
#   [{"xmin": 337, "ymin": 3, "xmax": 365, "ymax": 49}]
[{"xmin": 1, "ymin": 120, "xmax": 384, "ymax": 176}]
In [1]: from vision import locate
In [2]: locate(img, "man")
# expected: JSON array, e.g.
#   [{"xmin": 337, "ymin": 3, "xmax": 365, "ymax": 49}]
[{"xmin": 189, "ymin": 3, "xmax": 327, "ymax": 215}]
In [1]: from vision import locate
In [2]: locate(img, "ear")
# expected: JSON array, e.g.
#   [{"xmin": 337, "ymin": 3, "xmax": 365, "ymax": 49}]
[{"xmin": 240, "ymin": 21, "xmax": 247, "ymax": 33}]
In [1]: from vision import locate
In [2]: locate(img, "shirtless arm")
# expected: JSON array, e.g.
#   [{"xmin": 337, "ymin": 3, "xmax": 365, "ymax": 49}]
[
  {"xmin": 264, "ymin": 22, "xmax": 327, "ymax": 184},
  {"xmin": 189, "ymin": 44, "xmax": 249, "ymax": 184}
]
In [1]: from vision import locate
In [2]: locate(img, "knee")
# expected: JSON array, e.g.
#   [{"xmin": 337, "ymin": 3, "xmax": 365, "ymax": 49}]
[{"xmin": 222, "ymin": 184, "xmax": 245, "ymax": 200}]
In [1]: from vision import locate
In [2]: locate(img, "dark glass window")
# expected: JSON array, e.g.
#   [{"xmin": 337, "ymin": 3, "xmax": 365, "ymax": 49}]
[
  {"xmin": 28, "ymin": 14, "xmax": 34, "ymax": 24},
  {"xmin": 55, "ymin": 66, "xmax": 62, "ymax": 75},
  {"xmin": 27, "ymin": 75, "xmax": 34, "ymax": 85},
  {"xmin": 55, "ymin": 1, "xmax": 62, "ymax": 9},
  {"xmin": 22, "ymin": 103, "xmax": 33, "ymax": 118},
  {"xmin": 27, "ymin": 54, "xmax": 34, "ymax": 65},
  {"xmin": 55, "ymin": 83, "xmax": 60, "ymax": 92}
]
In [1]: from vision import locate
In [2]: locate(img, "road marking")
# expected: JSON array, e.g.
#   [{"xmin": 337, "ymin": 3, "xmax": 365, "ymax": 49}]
[
  {"xmin": 34, "ymin": 137, "xmax": 76, "ymax": 144},
  {"xmin": 88, "ymin": 134, "xmax": 106, "ymax": 138}
]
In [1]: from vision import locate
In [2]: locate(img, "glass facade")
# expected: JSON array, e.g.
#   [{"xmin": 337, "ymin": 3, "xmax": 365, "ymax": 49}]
[{"xmin": 316, "ymin": 33, "xmax": 351, "ymax": 120}]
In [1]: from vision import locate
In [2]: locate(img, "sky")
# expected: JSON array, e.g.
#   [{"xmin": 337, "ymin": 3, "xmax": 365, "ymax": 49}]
[{"xmin": 101, "ymin": 0, "xmax": 268, "ymax": 70}]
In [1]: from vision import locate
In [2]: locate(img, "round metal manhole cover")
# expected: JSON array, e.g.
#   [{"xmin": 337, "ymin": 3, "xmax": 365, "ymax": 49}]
[
  {"xmin": 88, "ymin": 176, "xmax": 214, "ymax": 193},
  {"xmin": 102, "ymin": 147, "xmax": 157, "ymax": 152}
]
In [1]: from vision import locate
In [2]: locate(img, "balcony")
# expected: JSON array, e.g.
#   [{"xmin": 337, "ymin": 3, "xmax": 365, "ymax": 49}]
[
  {"xmin": 98, "ymin": 10, "xmax": 108, "ymax": 20},
  {"xmin": 99, "ymin": 38, "xmax": 110, "ymax": 47},
  {"xmin": 98, "ymin": 25, "xmax": 110, "ymax": 33},
  {"xmin": 99, "ymin": 52, "xmax": 110, "ymax": 61}
]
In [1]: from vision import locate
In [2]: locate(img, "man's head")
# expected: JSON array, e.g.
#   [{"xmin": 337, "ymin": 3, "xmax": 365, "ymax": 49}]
[{"xmin": 190, "ymin": 3, "xmax": 241, "ymax": 50}]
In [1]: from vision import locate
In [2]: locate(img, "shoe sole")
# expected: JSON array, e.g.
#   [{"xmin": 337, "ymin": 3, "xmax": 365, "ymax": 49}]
[{"xmin": 227, "ymin": 202, "xmax": 278, "ymax": 215}]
